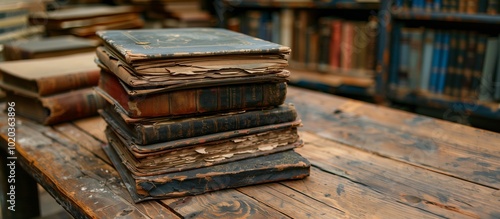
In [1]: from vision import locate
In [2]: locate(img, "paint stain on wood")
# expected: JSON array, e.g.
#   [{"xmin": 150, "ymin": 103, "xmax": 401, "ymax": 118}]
[
  {"xmin": 402, "ymin": 195, "xmax": 422, "ymax": 204},
  {"xmin": 336, "ymin": 184, "xmax": 345, "ymax": 196}
]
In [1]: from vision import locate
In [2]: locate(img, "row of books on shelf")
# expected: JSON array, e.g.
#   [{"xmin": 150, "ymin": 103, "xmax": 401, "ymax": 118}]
[
  {"xmin": 229, "ymin": 10, "xmax": 377, "ymax": 78},
  {"xmin": 394, "ymin": 0, "xmax": 499, "ymax": 14},
  {"xmin": 0, "ymin": 2, "xmax": 45, "ymax": 44},
  {"xmin": 391, "ymin": 27, "xmax": 500, "ymax": 102}
]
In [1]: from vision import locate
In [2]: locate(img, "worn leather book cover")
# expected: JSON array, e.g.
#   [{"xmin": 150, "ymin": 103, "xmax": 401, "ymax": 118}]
[
  {"xmin": 105, "ymin": 119, "xmax": 303, "ymax": 176},
  {"xmin": 3, "ymin": 87, "xmax": 104, "ymax": 125},
  {"xmin": 96, "ymin": 69, "xmax": 288, "ymax": 118},
  {"xmin": 3, "ymin": 35, "xmax": 98, "ymax": 61},
  {"xmin": 0, "ymin": 52, "xmax": 99, "ymax": 96},
  {"xmin": 95, "ymin": 47, "xmax": 290, "ymax": 89},
  {"xmin": 95, "ymin": 28, "xmax": 290, "ymax": 76},
  {"xmin": 103, "ymin": 142, "xmax": 310, "ymax": 203},
  {"xmin": 100, "ymin": 102, "xmax": 298, "ymax": 145}
]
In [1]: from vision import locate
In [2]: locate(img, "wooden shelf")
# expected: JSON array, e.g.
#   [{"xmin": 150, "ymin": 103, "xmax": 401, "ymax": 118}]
[
  {"xmin": 392, "ymin": 11, "xmax": 500, "ymax": 24},
  {"xmin": 224, "ymin": 0, "xmax": 380, "ymax": 10},
  {"xmin": 288, "ymin": 68, "xmax": 375, "ymax": 96}
]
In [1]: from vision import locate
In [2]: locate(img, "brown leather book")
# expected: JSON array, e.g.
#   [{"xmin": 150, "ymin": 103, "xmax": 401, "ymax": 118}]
[
  {"xmin": 2, "ymin": 36, "xmax": 98, "ymax": 61},
  {"xmin": 3, "ymin": 88, "xmax": 104, "ymax": 125},
  {"xmin": 0, "ymin": 52, "xmax": 99, "ymax": 96},
  {"xmin": 96, "ymin": 69, "xmax": 288, "ymax": 118}
]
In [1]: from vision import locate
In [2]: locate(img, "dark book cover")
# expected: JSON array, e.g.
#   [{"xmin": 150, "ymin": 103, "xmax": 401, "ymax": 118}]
[
  {"xmin": 428, "ymin": 30, "xmax": 442, "ymax": 93},
  {"xmin": 105, "ymin": 120, "xmax": 303, "ymax": 175},
  {"xmin": 29, "ymin": 5, "xmax": 142, "ymax": 25},
  {"xmin": 100, "ymin": 102, "xmax": 298, "ymax": 145},
  {"xmin": 96, "ymin": 69, "xmax": 288, "ymax": 118},
  {"xmin": 460, "ymin": 32, "xmax": 478, "ymax": 98},
  {"xmin": 96, "ymin": 28, "xmax": 290, "ymax": 64},
  {"xmin": 436, "ymin": 32, "xmax": 451, "ymax": 94},
  {"xmin": 2, "ymin": 87, "xmax": 104, "ymax": 125},
  {"xmin": 103, "ymin": 143, "xmax": 310, "ymax": 203},
  {"xmin": 2, "ymin": 35, "xmax": 98, "ymax": 61},
  {"xmin": 0, "ymin": 52, "xmax": 99, "ymax": 96}
]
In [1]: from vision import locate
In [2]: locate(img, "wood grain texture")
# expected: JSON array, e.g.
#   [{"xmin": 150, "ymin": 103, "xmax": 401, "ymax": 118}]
[
  {"xmin": 0, "ymin": 115, "xmax": 179, "ymax": 219},
  {"xmin": 297, "ymin": 131, "xmax": 500, "ymax": 219},
  {"xmin": 161, "ymin": 190, "xmax": 289, "ymax": 219},
  {"xmin": 287, "ymin": 87, "xmax": 500, "ymax": 189}
]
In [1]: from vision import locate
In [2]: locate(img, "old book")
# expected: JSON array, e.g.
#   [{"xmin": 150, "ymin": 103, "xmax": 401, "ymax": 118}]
[
  {"xmin": 3, "ymin": 87, "xmax": 103, "ymax": 125},
  {"xmin": 105, "ymin": 119, "xmax": 303, "ymax": 175},
  {"xmin": 103, "ymin": 142, "xmax": 310, "ymax": 203},
  {"xmin": 100, "ymin": 102, "xmax": 298, "ymax": 145},
  {"xmin": 95, "ymin": 28, "xmax": 290, "ymax": 76},
  {"xmin": 0, "ymin": 52, "xmax": 99, "ymax": 96},
  {"xmin": 2, "ymin": 35, "xmax": 98, "ymax": 61},
  {"xmin": 95, "ymin": 46, "xmax": 290, "ymax": 89},
  {"xmin": 420, "ymin": 29, "xmax": 434, "ymax": 92},
  {"xmin": 29, "ymin": 5, "xmax": 142, "ymax": 28},
  {"xmin": 96, "ymin": 69, "xmax": 288, "ymax": 118}
]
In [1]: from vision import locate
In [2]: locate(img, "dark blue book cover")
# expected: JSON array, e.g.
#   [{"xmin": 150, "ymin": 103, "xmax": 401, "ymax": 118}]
[
  {"xmin": 429, "ymin": 31, "xmax": 443, "ymax": 93},
  {"xmin": 437, "ymin": 32, "xmax": 451, "ymax": 94},
  {"xmin": 452, "ymin": 32, "xmax": 468, "ymax": 97},
  {"xmin": 389, "ymin": 23, "xmax": 402, "ymax": 90},
  {"xmin": 444, "ymin": 31, "xmax": 458, "ymax": 96},
  {"xmin": 97, "ymin": 28, "xmax": 291, "ymax": 63}
]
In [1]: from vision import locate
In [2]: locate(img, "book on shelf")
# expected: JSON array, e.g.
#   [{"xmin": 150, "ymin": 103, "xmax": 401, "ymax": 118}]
[
  {"xmin": 0, "ymin": 52, "xmax": 99, "ymax": 96},
  {"xmin": 2, "ymin": 87, "xmax": 103, "ymax": 125},
  {"xmin": 103, "ymin": 142, "xmax": 310, "ymax": 203},
  {"xmin": 29, "ymin": 5, "xmax": 144, "ymax": 37},
  {"xmin": 105, "ymin": 119, "xmax": 303, "ymax": 176},
  {"xmin": 100, "ymin": 102, "xmax": 299, "ymax": 145},
  {"xmin": 95, "ymin": 69, "xmax": 288, "ymax": 118},
  {"xmin": 394, "ymin": 0, "xmax": 496, "ymax": 14},
  {"xmin": 2, "ymin": 35, "xmax": 98, "ymax": 61}
]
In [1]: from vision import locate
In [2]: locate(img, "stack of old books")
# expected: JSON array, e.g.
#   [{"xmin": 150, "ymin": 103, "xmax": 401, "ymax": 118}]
[
  {"xmin": 94, "ymin": 28, "xmax": 310, "ymax": 202},
  {"xmin": 0, "ymin": 52, "xmax": 103, "ymax": 125}
]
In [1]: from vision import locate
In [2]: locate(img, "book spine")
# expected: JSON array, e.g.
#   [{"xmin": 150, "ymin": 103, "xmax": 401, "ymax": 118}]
[
  {"xmin": 398, "ymin": 28, "xmax": 411, "ymax": 89},
  {"xmin": 437, "ymin": 32, "xmax": 451, "ymax": 94},
  {"xmin": 487, "ymin": 0, "xmax": 498, "ymax": 14},
  {"xmin": 365, "ymin": 17, "xmax": 377, "ymax": 71},
  {"xmin": 408, "ymin": 28, "xmax": 423, "ymax": 91},
  {"xmin": 318, "ymin": 17, "xmax": 331, "ymax": 72},
  {"xmin": 41, "ymin": 88, "xmax": 104, "ymax": 125},
  {"xmin": 452, "ymin": 32, "xmax": 468, "ymax": 97},
  {"xmin": 37, "ymin": 69, "xmax": 100, "ymax": 96},
  {"xmin": 389, "ymin": 23, "xmax": 402, "ymax": 90},
  {"xmin": 280, "ymin": 8, "xmax": 293, "ymax": 47},
  {"xmin": 421, "ymin": 29, "xmax": 435, "ymax": 92},
  {"xmin": 99, "ymin": 70, "xmax": 288, "ymax": 118},
  {"xmin": 494, "ymin": 34, "xmax": 500, "ymax": 100},
  {"xmin": 471, "ymin": 34, "xmax": 487, "ymax": 98},
  {"xmin": 340, "ymin": 21, "xmax": 354, "ymax": 70},
  {"xmin": 429, "ymin": 31, "xmax": 442, "ymax": 93},
  {"xmin": 478, "ymin": 37, "xmax": 498, "ymax": 101},
  {"xmin": 478, "ymin": 0, "xmax": 488, "ymax": 13},
  {"xmin": 444, "ymin": 31, "xmax": 458, "ymax": 96},
  {"xmin": 434, "ymin": 0, "xmax": 442, "ymax": 11},
  {"xmin": 139, "ymin": 105, "xmax": 298, "ymax": 145},
  {"xmin": 329, "ymin": 19, "xmax": 342, "ymax": 70}
]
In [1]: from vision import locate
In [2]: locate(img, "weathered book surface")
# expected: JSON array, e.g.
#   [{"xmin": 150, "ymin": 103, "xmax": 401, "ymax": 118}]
[
  {"xmin": 100, "ymin": 102, "xmax": 298, "ymax": 145},
  {"xmin": 96, "ymin": 69, "xmax": 288, "ymax": 118},
  {"xmin": 97, "ymin": 28, "xmax": 290, "ymax": 62},
  {"xmin": 103, "ymin": 143, "xmax": 310, "ymax": 203},
  {"xmin": 106, "ymin": 119, "xmax": 303, "ymax": 175},
  {"xmin": 95, "ymin": 28, "xmax": 290, "ymax": 76},
  {"xmin": 0, "ymin": 52, "xmax": 99, "ymax": 96},
  {"xmin": 2, "ymin": 35, "xmax": 98, "ymax": 61},
  {"xmin": 3, "ymin": 87, "xmax": 104, "ymax": 125},
  {"xmin": 95, "ymin": 47, "xmax": 290, "ymax": 89}
]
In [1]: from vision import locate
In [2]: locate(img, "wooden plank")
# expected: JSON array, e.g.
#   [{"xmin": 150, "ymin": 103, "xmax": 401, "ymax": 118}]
[
  {"xmin": 160, "ymin": 190, "xmax": 290, "ymax": 219},
  {"xmin": 73, "ymin": 117, "xmax": 107, "ymax": 143},
  {"xmin": 287, "ymin": 87, "xmax": 500, "ymax": 189},
  {"xmin": 237, "ymin": 183, "xmax": 345, "ymax": 218},
  {"xmin": 0, "ymin": 115, "xmax": 179, "ymax": 219},
  {"xmin": 297, "ymin": 131, "xmax": 500, "ymax": 219},
  {"xmin": 53, "ymin": 123, "xmax": 110, "ymax": 163}
]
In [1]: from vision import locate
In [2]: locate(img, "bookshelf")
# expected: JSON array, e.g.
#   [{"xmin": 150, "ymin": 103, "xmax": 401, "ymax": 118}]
[
  {"xmin": 386, "ymin": 0, "xmax": 500, "ymax": 122},
  {"xmin": 221, "ymin": 0, "xmax": 385, "ymax": 100}
]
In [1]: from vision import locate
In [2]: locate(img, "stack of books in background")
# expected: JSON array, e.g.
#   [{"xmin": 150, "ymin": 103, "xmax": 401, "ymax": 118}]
[
  {"xmin": 0, "ymin": 0, "xmax": 46, "ymax": 45},
  {"xmin": 94, "ymin": 28, "xmax": 310, "ymax": 202},
  {"xmin": 142, "ymin": 0, "xmax": 215, "ymax": 28},
  {"xmin": 28, "ymin": 5, "xmax": 144, "ymax": 39},
  {"xmin": 0, "ymin": 52, "xmax": 104, "ymax": 125},
  {"xmin": 393, "ymin": 0, "xmax": 498, "ymax": 14}
]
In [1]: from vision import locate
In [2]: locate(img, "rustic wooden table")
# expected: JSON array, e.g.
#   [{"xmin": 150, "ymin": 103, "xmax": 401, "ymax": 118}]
[{"xmin": 1, "ymin": 86, "xmax": 499, "ymax": 219}]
